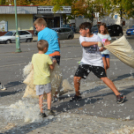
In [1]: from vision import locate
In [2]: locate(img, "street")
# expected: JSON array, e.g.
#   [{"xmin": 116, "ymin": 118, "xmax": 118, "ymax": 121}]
[{"xmin": 0, "ymin": 35, "xmax": 134, "ymax": 133}]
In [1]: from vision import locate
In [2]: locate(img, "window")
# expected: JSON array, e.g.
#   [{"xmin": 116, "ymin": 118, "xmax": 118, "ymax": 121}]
[
  {"xmin": 19, "ymin": 31, "xmax": 29, "ymax": 35},
  {"xmin": 65, "ymin": 28, "xmax": 71, "ymax": 32},
  {"xmin": 61, "ymin": 28, "xmax": 71, "ymax": 32},
  {"xmin": 5, "ymin": 32, "xmax": 13, "ymax": 36},
  {"xmin": 59, "ymin": 28, "xmax": 64, "ymax": 33}
]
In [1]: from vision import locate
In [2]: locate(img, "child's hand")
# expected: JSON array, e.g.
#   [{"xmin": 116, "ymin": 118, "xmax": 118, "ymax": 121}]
[
  {"xmin": 99, "ymin": 47, "xmax": 106, "ymax": 52},
  {"xmin": 104, "ymin": 39, "xmax": 110, "ymax": 46},
  {"xmin": 52, "ymin": 59, "xmax": 57, "ymax": 66},
  {"xmin": 98, "ymin": 42, "xmax": 103, "ymax": 47}
]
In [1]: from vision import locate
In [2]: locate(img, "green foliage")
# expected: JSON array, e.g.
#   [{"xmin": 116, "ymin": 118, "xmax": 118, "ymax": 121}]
[{"xmin": 96, "ymin": 0, "xmax": 134, "ymax": 18}]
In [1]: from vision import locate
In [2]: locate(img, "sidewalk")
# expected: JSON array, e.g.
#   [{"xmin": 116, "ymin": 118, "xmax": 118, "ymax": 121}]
[{"xmin": 33, "ymin": 34, "xmax": 80, "ymax": 42}]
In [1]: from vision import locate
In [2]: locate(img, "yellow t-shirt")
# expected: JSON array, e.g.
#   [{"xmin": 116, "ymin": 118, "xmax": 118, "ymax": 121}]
[{"xmin": 32, "ymin": 53, "xmax": 53, "ymax": 85}]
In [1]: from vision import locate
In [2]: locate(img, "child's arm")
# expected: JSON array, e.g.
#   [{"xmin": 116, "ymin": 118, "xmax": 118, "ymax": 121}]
[
  {"xmin": 49, "ymin": 64, "xmax": 54, "ymax": 70},
  {"xmin": 99, "ymin": 47, "xmax": 106, "ymax": 52},
  {"xmin": 81, "ymin": 41, "xmax": 98, "ymax": 47},
  {"xmin": 104, "ymin": 39, "xmax": 111, "ymax": 46},
  {"xmin": 32, "ymin": 64, "xmax": 34, "ymax": 70},
  {"xmin": 99, "ymin": 39, "xmax": 111, "ymax": 52}
]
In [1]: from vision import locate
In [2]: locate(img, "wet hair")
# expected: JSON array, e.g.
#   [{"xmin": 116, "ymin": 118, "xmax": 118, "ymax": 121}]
[
  {"xmin": 34, "ymin": 18, "xmax": 47, "ymax": 27},
  {"xmin": 98, "ymin": 23, "xmax": 109, "ymax": 34},
  {"xmin": 79, "ymin": 22, "xmax": 92, "ymax": 33},
  {"xmin": 37, "ymin": 40, "xmax": 48, "ymax": 51}
]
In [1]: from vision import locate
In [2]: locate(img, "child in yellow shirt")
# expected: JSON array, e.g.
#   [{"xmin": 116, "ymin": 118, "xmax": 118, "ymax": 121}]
[{"xmin": 32, "ymin": 40, "xmax": 55, "ymax": 118}]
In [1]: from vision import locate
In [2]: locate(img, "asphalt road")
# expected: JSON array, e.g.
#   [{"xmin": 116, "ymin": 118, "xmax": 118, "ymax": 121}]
[
  {"xmin": 0, "ymin": 36, "xmax": 134, "ymax": 121},
  {"xmin": 0, "ymin": 36, "xmax": 134, "ymax": 91}
]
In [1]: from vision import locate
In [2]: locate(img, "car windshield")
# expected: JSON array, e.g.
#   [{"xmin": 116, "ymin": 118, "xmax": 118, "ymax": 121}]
[
  {"xmin": 62, "ymin": 24, "xmax": 70, "ymax": 27},
  {"xmin": 4, "ymin": 32, "xmax": 14, "ymax": 36},
  {"xmin": 52, "ymin": 29, "xmax": 59, "ymax": 32}
]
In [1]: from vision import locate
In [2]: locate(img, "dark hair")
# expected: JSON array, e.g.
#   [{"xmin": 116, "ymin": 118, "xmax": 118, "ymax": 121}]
[
  {"xmin": 37, "ymin": 40, "xmax": 48, "ymax": 51},
  {"xmin": 79, "ymin": 22, "xmax": 92, "ymax": 33},
  {"xmin": 98, "ymin": 23, "xmax": 109, "ymax": 34}
]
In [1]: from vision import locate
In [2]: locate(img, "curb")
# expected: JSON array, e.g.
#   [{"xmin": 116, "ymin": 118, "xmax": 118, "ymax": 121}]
[{"xmin": 33, "ymin": 34, "xmax": 80, "ymax": 42}]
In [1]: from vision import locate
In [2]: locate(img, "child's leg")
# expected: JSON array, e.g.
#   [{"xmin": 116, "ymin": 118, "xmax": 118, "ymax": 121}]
[
  {"xmin": 106, "ymin": 57, "xmax": 110, "ymax": 70},
  {"xmin": 39, "ymin": 95, "xmax": 44, "ymax": 113},
  {"xmin": 102, "ymin": 57, "xmax": 107, "ymax": 73},
  {"xmin": 101, "ymin": 77, "xmax": 120, "ymax": 96},
  {"xmin": 47, "ymin": 92, "xmax": 52, "ymax": 110},
  {"xmin": 74, "ymin": 76, "xmax": 82, "ymax": 96}
]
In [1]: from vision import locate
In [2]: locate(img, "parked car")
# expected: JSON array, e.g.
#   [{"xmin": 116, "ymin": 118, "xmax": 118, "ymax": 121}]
[
  {"xmin": 52, "ymin": 27, "xmax": 74, "ymax": 40},
  {"xmin": 108, "ymin": 24, "xmax": 123, "ymax": 36},
  {"xmin": 126, "ymin": 25, "xmax": 134, "ymax": 36},
  {"xmin": 92, "ymin": 24, "xmax": 123, "ymax": 37},
  {"xmin": 62, "ymin": 24, "xmax": 75, "ymax": 32},
  {"xmin": 0, "ymin": 30, "xmax": 33, "ymax": 44}
]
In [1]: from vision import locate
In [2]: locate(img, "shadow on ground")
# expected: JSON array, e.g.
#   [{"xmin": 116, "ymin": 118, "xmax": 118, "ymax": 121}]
[
  {"xmin": 5, "ymin": 81, "xmax": 23, "ymax": 88},
  {"xmin": 112, "ymin": 73, "xmax": 134, "ymax": 82}
]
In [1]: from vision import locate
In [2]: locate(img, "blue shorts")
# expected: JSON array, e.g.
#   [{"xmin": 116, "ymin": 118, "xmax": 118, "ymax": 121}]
[{"xmin": 102, "ymin": 54, "xmax": 110, "ymax": 58}]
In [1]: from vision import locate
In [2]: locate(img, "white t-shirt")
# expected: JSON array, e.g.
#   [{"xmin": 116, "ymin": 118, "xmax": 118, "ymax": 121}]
[
  {"xmin": 79, "ymin": 34, "xmax": 103, "ymax": 67},
  {"xmin": 98, "ymin": 33, "xmax": 111, "ymax": 55}
]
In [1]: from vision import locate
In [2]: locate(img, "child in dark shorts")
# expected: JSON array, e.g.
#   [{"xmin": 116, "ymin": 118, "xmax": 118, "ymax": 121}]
[{"xmin": 70, "ymin": 22, "xmax": 126, "ymax": 104}]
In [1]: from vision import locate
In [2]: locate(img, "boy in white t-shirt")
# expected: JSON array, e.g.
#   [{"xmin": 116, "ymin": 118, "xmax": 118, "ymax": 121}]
[{"xmin": 70, "ymin": 22, "xmax": 126, "ymax": 104}]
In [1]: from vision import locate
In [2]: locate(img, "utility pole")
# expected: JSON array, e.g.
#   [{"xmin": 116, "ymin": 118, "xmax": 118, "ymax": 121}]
[{"xmin": 14, "ymin": 0, "xmax": 21, "ymax": 52}]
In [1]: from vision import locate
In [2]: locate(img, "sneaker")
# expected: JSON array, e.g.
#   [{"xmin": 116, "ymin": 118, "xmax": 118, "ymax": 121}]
[
  {"xmin": 0, "ymin": 84, "xmax": 6, "ymax": 91},
  {"xmin": 39, "ymin": 112, "xmax": 47, "ymax": 118},
  {"xmin": 116, "ymin": 94, "xmax": 126, "ymax": 104},
  {"xmin": 70, "ymin": 95, "xmax": 82, "ymax": 102},
  {"xmin": 47, "ymin": 109, "xmax": 55, "ymax": 116}
]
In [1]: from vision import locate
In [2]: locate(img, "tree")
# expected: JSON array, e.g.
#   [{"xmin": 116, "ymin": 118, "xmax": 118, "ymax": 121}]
[
  {"xmin": 50, "ymin": 0, "xmax": 73, "ymax": 24},
  {"xmin": 96, "ymin": 0, "xmax": 134, "ymax": 25}
]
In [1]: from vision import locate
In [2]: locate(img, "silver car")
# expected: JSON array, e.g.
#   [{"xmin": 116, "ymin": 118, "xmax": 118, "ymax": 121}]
[
  {"xmin": 52, "ymin": 28, "xmax": 74, "ymax": 40},
  {"xmin": 0, "ymin": 31, "xmax": 33, "ymax": 44}
]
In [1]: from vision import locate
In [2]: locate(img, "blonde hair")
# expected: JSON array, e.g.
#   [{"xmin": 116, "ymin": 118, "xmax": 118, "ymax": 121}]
[
  {"xmin": 98, "ymin": 23, "xmax": 109, "ymax": 34},
  {"xmin": 34, "ymin": 18, "xmax": 47, "ymax": 27},
  {"xmin": 37, "ymin": 40, "xmax": 48, "ymax": 51}
]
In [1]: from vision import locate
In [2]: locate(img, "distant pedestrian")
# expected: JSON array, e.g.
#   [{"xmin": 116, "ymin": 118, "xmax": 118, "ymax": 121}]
[
  {"xmin": 32, "ymin": 40, "xmax": 55, "ymax": 118},
  {"xmin": 70, "ymin": 22, "xmax": 126, "ymax": 104},
  {"xmin": 98, "ymin": 23, "xmax": 111, "ymax": 74}
]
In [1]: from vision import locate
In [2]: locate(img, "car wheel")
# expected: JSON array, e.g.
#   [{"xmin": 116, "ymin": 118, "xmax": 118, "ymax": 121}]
[
  {"xmin": 68, "ymin": 35, "xmax": 72, "ymax": 39},
  {"xmin": 71, "ymin": 35, "xmax": 74, "ymax": 39},
  {"xmin": 26, "ymin": 39, "xmax": 32, "ymax": 42},
  {"xmin": 5, "ymin": 40, "xmax": 11, "ymax": 44}
]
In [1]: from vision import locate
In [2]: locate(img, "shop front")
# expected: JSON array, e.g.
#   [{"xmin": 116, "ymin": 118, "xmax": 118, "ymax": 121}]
[
  {"xmin": 0, "ymin": 6, "xmax": 71, "ymax": 36},
  {"xmin": 35, "ymin": 6, "xmax": 71, "ymax": 28}
]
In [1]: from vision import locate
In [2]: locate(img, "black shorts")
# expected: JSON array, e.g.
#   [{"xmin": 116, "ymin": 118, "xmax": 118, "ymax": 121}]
[
  {"xmin": 74, "ymin": 64, "xmax": 107, "ymax": 79},
  {"xmin": 51, "ymin": 56, "xmax": 60, "ymax": 65}
]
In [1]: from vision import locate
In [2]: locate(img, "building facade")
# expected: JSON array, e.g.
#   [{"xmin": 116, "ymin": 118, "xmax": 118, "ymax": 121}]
[{"xmin": 0, "ymin": 6, "xmax": 71, "ymax": 36}]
